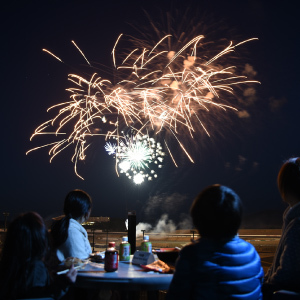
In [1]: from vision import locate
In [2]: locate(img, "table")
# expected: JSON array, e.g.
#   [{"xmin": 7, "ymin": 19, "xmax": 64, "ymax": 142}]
[{"xmin": 75, "ymin": 261, "xmax": 173, "ymax": 291}]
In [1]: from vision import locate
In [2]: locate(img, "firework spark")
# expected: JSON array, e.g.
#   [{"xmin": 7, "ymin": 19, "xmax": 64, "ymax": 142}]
[
  {"xmin": 106, "ymin": 134, "xmax": 164, "ymax": 184},
  {"xmin": 27, "ymin": 33, "xmax": 259, "ymax": 181}
]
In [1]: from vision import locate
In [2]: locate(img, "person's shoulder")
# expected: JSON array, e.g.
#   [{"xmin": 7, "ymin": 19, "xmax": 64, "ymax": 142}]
[
  {"xmin": 69, "ymin": 218, "xmax": 78, "ymax": 226},
  {"xmin": 69, "ymin": 219, "xmax": 86, "ymax": 230},
  {"xmin": 180, "ymin": 239, "xmax": 209, "ymax": 256},
  {"xmin": 68, "ymin": 219, "xmax": 87, "ymax": 238},
  {"xmin": 68, "ymin": 219, "xmax": 81, "ymax": 231},
  {"xmin": 290, "ymin": 216, "xmax": 300, "ymax": 226},
  {"xmin": 181, "ymin": 237, "xmax": 255, "ymax": 253},
  {"xmin": 284, "ymin": 217, "xmax": 300, "ymax": 237},
  {"xmin": 232, "ymin": 236, "xmax": 255, "ymax": 248},
  {"xmin": 221, "ymin": 238, "xmax": 261, "ymax": 268},
  {"xmin": 179, "ymin": 241, "xmax": 198, "ymax": 254},
  {"xmin": 222, "ymin": 236, "xmax": 256, "ymax": 254}
]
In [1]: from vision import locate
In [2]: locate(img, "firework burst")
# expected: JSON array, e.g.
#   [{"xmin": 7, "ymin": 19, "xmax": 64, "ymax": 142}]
[
  {"xmin": 27, "ymin": 30, "xmax": 258, "ymax": 181},
  {"xmin": 106, "ymin": 134, "xmax": 165, "ymax": 184}
]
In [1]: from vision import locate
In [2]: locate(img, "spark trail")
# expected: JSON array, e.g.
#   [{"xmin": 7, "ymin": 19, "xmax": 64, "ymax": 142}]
[{"xmin": 27, "ymin": 33, "xmax": 259, "ymax": 182}]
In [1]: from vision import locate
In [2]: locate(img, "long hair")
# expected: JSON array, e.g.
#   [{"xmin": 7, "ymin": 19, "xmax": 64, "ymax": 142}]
[
  {"xmin": 51, "ymin": 189, "xmax": 92, "ymax": 248},
  {"xmin": 190, "ymin": 184, "xmax": 242, "ymax": 239},
  {"xmin": 0, "ymin": 212, "xmax": 49, "ymax": 299},
  {"xmin": 277, "ymin": 157, "xmax": 300, "ymax": 201}
]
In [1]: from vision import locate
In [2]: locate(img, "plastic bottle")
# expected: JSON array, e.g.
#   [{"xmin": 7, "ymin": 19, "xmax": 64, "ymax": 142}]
[
  {"xmin": 119, "ymin": 236, "xmax": 131, "ymax": 261},
  {"xmin": 140, "ymin": 235, "xmax": 152, "ymax": 253},
  {"xmin": 104, "ymin": 242, "xmax": 118, "ymax": 272}
]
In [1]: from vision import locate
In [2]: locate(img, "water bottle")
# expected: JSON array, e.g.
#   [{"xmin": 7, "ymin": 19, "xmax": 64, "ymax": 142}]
[
  {"xmin": 141, "ymin": 235, "xmax": 152, "ymax": 253},
  {"xmin": 119, "ymin": 236, "xmax": 131, "ymax": 261},
  {"xmin": 104, "ymin": 242, "xmax": 118, "ymax": 272}
]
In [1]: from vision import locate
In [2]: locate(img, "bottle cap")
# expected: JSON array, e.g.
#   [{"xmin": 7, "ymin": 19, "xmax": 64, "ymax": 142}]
[
  {"xmin": 144, "ymin": 235, "xmax": 149, "ymax": 241},
  {"xmin": 108, "ymin": 242, "xmax": 115, "ymax": 247},
  {"xmin": 122, "ymin": 236, "xmax": 128, "ymax": 242}
]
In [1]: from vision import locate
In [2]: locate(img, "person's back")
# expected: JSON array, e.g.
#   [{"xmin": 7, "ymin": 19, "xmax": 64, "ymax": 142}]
[
  {"xmin": 263, "ymin": 157, "xmax": 300, "ymax": 298},
  {"xmin": 170, "ymin": 236, "xmax": 262, "ymax": 299},
  {"xmin": 56, "ymin": 217, "xmax": 92, "ymax": 261},
  {"xmin": 51, "ymin": 189, "xmax": 92, "ymax": 261},
  {"xmin": 166, "ymin": 185, "xmax": 263, "ymax": 300}
]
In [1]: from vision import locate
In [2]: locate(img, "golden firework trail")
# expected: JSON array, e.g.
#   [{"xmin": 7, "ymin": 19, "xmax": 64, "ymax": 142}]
[{"xmin": 27, "ymin": 33, "xmax": 259, "ymax": 181}]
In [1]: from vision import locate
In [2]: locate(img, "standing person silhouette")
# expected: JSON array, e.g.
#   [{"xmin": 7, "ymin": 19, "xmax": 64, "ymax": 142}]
[{"xmin": 263, "ymin": 157, "xmax": 300, "ymax": 298}]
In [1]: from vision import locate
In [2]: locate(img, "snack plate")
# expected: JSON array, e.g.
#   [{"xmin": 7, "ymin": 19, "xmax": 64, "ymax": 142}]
[
  {"xmin": 140, "ymin": 260, "xmax": 174, "ymax": 274},
  {"xmin": 57, "ymin": 258, "xmax": 89, "ymax": 275},
  {"xmin": 89, "ymin": 251, "xmax": 105, "ymax": 262}
]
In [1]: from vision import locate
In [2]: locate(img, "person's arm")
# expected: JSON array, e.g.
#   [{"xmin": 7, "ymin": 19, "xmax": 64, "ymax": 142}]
[
  {"xmin": 26, "ymin": 261, "xmax": 77, "ymax": 300},
  {"xmin": 166, "ymin": 250, "xmax": 192, "ymax": 300},
  {"xmin": 264, "ymin": 207, "xmax": 290, "ymax": 283}
]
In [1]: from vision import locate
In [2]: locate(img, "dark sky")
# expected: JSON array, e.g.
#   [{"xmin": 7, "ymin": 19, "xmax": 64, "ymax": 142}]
[{"xmin": 1, "ymin": 0, "xmax": 299, "ymax": 227}]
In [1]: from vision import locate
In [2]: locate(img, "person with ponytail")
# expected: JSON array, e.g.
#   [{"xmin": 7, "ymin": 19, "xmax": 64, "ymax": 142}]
[
  {"xmin": 0, "ymin": 212, "xmax": 77, "ymax": 299},
  {"xmin": 51, "ymin": 189, "xmax": 92, "ymax": 262}
]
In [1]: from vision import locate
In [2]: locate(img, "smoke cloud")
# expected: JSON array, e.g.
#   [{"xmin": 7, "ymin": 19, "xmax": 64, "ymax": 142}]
[
  {"xmin": 225, "ymin": 155, "xmax": 259, "ymax": 173},
  {"xmin": 243, "ymin": 87, "xmax": 257, "ymax": 105},
  {"xmin": 269, "ymin": 96, "xmax": 287, "ymax": 112},
  {"xmin": 242, "ymin": 63, "xmax": 257, "ymax": 78},
  {"xmin": 143, "ymin": 192, "xmax": 189, "ymax": 220},
  {"xmin": 152, "ymin": 214, "xmax": 176, "ymax": 233},
  {"xmin": 237, "ymin": 110, "xmax": 250, "ymax": 118},
  {"xmin": 136, "ymin": 222, "xmax": 153, "ymax": 236},
  {"xmin": 136, "ymin": 213, "xmax": 193, "ymax": 236}
]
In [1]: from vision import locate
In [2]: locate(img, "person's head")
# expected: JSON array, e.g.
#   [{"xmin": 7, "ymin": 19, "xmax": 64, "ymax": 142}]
[
  {"xmin": 51, "ymin": 189, "xmax": 92, "ymax": 249},
  {"xmin": 190, "ymin": 184, "xmax": 242, "ymax": 239},
  {"xmin": 64, "ymin": 189, "xmax": 92, "ymax": 222},
  {"xmin": 277, "ymin": 157, "xmax": 300, "ymax": 206},
  {"xmin": 1, "ymin": 211, "xmax": 49, "ymax": 262},
  {"xmin": 0, "ymin": 212, "xmax": 49, "ymax": 299}
]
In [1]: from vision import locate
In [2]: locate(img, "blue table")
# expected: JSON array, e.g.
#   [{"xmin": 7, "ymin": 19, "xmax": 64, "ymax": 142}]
[{"xmin": 76, "ymin": 260, "xmax": 173, "ymax": 291}]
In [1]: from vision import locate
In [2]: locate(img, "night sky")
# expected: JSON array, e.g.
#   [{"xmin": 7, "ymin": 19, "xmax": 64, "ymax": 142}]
[{"xmin": 1, "ymin": 0, "xmax": 299, "ymax": 228}]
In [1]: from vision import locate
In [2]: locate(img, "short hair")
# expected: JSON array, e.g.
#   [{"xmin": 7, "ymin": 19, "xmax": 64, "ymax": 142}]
[
  {"xmin": 277, "ymin": 157, "xmax": 300, "ymax": 201},
  {"xmin": 190, "ymin": 185, "xmax": 242, "ymax": 239}
]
